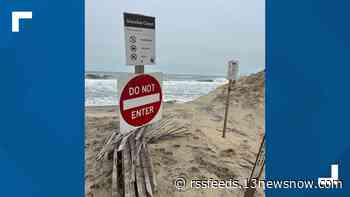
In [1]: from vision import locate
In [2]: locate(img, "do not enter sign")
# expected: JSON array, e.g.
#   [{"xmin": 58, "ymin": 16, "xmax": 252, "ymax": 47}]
[{"xmin": 119, "ymin": 74, "xmax": 162, "ymax": 132}]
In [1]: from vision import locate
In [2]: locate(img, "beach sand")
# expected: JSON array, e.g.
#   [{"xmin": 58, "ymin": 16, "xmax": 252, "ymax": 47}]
[{"xmin": 85, "ymin": 71, "xmax": 265, "ymax": 197}]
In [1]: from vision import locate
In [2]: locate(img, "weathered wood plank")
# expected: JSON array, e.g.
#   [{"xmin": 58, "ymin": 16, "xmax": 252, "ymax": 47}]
[
  {"xmin": 96, "ymin": 132, "xmax": 118, "ymax": 161},
  {"xmin": 123, "ymin": 143, "xmax": 136, "ymax": 197},
  {"xmin": 112, "ymin": 148, "xmax": 120, "ymax": 197},
  {"xmin": 129, "ymin": 134, "xmax": 136, "ymax": 184},
  {"xmin": 118, "ymin": 136, "xmax": 129, "ymax": 152},
  {"xmin": 135, "ymin": 126, "xmax": 145, "ymax": 140},
  {"xmin": 128, "ymin": 144, "xmax": 136, "ymax": 197},
  {"xmin": 134, "ymin": 138, "xmax": 147, "ymax": 197},
  {"xmin": 118, "ymin": 130, "xmax": 136, "ymax": 151},
  {"xmin": 141, "ymin": 151, "xmax": 153, "ymax": 197},
  {"xmin": 98, "ymin": 121, "xmax": 177, "ymax": 197}
]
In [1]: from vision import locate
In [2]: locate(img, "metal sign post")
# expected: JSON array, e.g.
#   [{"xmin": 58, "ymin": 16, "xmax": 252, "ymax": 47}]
[
  {"xmin": 135, "ymin": 65, "xmax": 144, "ymax": 74},
  {"xmin": 222, "ymin": 60, "xmax": 239, "ymax": 138}
]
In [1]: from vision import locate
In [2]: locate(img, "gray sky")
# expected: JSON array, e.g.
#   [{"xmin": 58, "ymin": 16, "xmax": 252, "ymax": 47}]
[{"xmin": 86, "ymin": 0, "xmax": 265, "ymax": 75}]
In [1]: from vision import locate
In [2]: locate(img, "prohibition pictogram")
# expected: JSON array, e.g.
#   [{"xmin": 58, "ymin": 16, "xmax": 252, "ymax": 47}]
[
  {"xmin": 130, "ymin": 45, "xmax": 137, "ymax": 52},
  {"xmin": 130, "ymin": 53, "xmax": 137, "ymax": 61},
  {"xmin": 129, "ymin": 35, "xmax": 137, "ymax": 43}
]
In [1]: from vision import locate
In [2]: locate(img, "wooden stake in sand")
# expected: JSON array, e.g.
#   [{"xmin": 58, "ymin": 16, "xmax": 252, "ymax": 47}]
[
  {"xmin": 244, "ymin": 135, "xmax": 265, "ymax": 197},
  {"xmin": 222, "ymin": 60, "xmax": 239, "ymax": 138},
  {"xmin": 222, "ymin": 79, "xmax": 233, "ymax": 138},
  {"xmin": 248, "ymin": 135, "xmax": 265, "ymax": 181}
]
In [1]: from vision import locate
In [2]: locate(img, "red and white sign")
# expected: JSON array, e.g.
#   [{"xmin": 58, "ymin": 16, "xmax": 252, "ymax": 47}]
[{"xmin": 119, "ymin": 73, "xmax": 162, "ymax": 133}]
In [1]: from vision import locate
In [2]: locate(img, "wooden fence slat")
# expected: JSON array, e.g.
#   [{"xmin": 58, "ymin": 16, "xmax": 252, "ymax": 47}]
[
  {"xmin": 135, "ymin": 127, "xmax": 145, "ymax": 140},
  {"xmin": 123, "ymin": 143, "xmax": 136, "ymax": 197},
  {"xmin": 98, "ymin": 120, "xmax": 189, "ymax": 197},
  {"xmin": 141, "ymin": 145, "xmax": 154, "ymax": 197},
  {"xmin": 129, "ymin": 134, "xmax": 136, "ymax": 184},
  {"xmin": 112, "ymin": 148, "xmax": 120, "ymax": 197},
  {"xmin": 96, "ymin": 132, "xmax": 118, "ymax": 161},
  {"xmin": 128, "ymin": 144, "xmax": 136, "ymax": 197},
  {"xmin": 134, "ymin": 139, "xmax": 147, "ymax": 197},
  {"xmin": 118, "ymin": 136, "xmax": 129, "ymax": 151},
  {"xmin": 118, "ymin": 130, "xmax": 135, "ymax": 151}
]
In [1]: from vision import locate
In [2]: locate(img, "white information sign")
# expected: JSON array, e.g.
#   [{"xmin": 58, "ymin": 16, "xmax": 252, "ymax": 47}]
[
  {"xmin": 227, "ymin": 60, "xmax": 239, "ymax": 80},
  {"xmin": 124, "ymin": 13, "xmax": 156, "ymax": 65}
]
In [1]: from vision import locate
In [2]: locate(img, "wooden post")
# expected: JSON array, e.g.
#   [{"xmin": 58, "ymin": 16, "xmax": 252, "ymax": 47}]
[
  {"xmin": 134, "ymin": 138, "xmax": 147, "ymax": 197},
  {"xmin": 112, "ymin": 148, "xmax": 120, "ymax": 197},
  {"xmin": 244, "ymin": 135, "xmax": 265, "ymax": 197},
  {"xmin": 244, "ymin": 163, "xmax": 265, "ymax": 197},
  {"xmin": 222, "ymin": 80, "xmax": 234, "ymax": 138},
  {"xmin": 248, "ymin": 135, "xmax": 265, "ymax": 181}
]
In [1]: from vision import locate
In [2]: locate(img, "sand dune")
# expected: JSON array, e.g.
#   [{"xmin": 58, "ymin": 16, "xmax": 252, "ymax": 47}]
[{"xmin": 85, "ymin": 71, "xmax": 265, "ymax": 197}]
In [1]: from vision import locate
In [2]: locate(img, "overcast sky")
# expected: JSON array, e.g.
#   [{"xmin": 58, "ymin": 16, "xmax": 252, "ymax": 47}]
[{"xmin": 86, "ymin": 0, "xmax": 265, "ymax": 75}]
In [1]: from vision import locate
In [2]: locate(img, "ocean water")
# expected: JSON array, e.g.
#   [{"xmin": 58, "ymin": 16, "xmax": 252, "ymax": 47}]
[{"xmin": 85, "ymin": 73, "xmax": 226, "ymax": 106}]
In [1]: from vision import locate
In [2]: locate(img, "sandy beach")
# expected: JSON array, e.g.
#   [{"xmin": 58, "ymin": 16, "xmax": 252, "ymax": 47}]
[{"xmin": 85, "ymin": 71, "xmax": 265, "ymax": 197}]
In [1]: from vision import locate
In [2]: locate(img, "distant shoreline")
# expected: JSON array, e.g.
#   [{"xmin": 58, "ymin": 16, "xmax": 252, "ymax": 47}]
[
  {"xmin": 85, "ymin": 73, "xmax": 225, "ymax": 82},
  {"xmin": 85, "ymin": 70, "xmax": 226, "ymax": 79}
]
